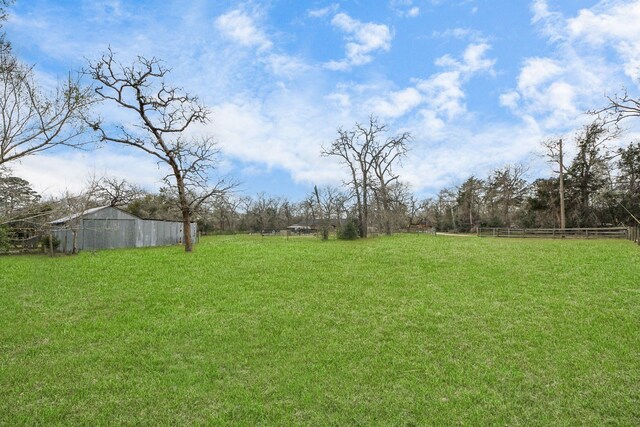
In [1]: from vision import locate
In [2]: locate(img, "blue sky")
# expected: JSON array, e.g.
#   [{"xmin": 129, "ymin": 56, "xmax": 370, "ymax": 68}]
[{"xmin": 6, "ymin": 0, "xmax": 640, "ymax": 200}]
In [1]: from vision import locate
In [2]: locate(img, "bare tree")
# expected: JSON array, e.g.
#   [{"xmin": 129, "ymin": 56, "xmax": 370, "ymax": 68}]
[
  {"xmin": 322, "ymin": 115, "xmax": 410, "ymax": 237},
  {"xmin": 370, "ymin": 129, "xmax": 409, "ymax": 235},
  {"xmin": 86, "ymin": 49, "xmax": 234, "ymax": 252},
  {"xmin": 311, "ymin": 185, "xmax": 347, "ymax": 239},
  {"xmin": 95, "ymin": 177, "xmax": 145, "ymax": 207},
  {"xmin": 0, "ymin": 3, "xmax": 93, "ymax": 165},
  {"xmin": 0, "ymin": 1, "xmax": 13, "ymax": 55},
  {"xmin": 0, "ymin": 52, "xmax": 93, "ymax": 166},
  {"xmin": 595, "ymin": 90, "xmax": 640, "ymax": 124}
]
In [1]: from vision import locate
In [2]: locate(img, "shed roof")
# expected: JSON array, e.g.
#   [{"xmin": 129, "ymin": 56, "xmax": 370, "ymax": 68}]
[{"xmin": 49, "ymin": 205, "xmax": 141, "ymax": 224}]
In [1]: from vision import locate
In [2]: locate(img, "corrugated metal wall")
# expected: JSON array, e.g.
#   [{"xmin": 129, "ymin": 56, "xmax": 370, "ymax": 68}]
[{"xmin": 52, "ymin": 207, "xmax": 197, "ymax": 252}]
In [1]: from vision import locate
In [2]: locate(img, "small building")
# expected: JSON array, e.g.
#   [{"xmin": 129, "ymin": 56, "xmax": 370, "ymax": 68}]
[
  {"xmin": 50, "ymin": 206, "xmax": 197, "ymax": 252},
  {"xmin": 286, "ymin": 223, "xmax": 314, "ymax": 233}
]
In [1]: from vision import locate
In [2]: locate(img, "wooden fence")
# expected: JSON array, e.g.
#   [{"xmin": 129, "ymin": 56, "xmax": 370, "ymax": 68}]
[
  {"xmin": 629, "ymin": 226, "xmax": 640, "ymax": 245},
  {"xmin": 478, "ymin": 227, "xmax": 634, "ymax": 241}
]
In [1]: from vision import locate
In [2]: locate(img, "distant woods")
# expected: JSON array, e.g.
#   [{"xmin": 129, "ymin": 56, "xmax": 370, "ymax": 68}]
[{"xmin": 429, "ymin": 120, "xmax": 639, "ymax": 232}]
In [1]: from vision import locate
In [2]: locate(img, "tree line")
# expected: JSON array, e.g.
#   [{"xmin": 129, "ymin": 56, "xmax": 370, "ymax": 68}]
[{"xmin": 425, "ymin": 120, "xmax": 639, "ymax": 232}]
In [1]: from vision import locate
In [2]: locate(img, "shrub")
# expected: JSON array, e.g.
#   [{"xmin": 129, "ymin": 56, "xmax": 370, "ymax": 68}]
[
  {"xmin": 40, "ymin": 234, "xmax": 60, "ymax": 252},
  {"xmin": 337, "ymin": 219, "xmax": 359, "ymax": 240},
  {"xmin": 0, "ymin": 226, "xmax": 9, "ymax": 252}
]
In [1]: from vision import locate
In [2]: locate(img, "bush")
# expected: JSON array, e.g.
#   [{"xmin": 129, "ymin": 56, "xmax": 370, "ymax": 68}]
[
  {"xmin": 0, "ymin": 226, "xmax": 9, "ymax": 252},
  {"xmin": 40, "ymin": 234, "xmax": 60, "ymax": 252},
  {"xmin": 337, "ymin": 219, "xmax": 359, "ymax": 240}
]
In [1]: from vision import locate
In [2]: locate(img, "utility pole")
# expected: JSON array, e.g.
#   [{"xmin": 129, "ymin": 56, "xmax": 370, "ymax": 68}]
[{"xmin": 559, "ymin": 138, "xmax": 566, "ymax": 230}]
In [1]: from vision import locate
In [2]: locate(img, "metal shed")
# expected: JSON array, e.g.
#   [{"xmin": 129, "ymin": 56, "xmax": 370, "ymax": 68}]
[{"xmin": 50, "ymin": 206, "xmax": 197, "ymax": 252}]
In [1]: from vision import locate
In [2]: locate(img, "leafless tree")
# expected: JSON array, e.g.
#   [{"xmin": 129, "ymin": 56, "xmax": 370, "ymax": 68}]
[
  {"xmin": 202, "ymin": 194, "xmax": 243, "ymax": 233},
  {"xmin": 311, "ymin": 185, "xmax": 347, "ymax": 239},
  {"xmin": 0, "ymin": 51, "xmax": 93, "ymax": 166},
  {"xmin": 86, "ymin": 49, "xmax": 235, "ymax": 252},
  {"xmin": 322, "ymin": 115, "xmax": 410, "ymax": 237},
  {"xmin": 95, "ymin": 177, "xmax": 145, "ymax": 207},
  {"xmin": 370, "ymin": 131, "xmax": 409, "ymax": 235},
  {"xmin": 594, "ymin": 90, "xmax": 640, "ymax": 125},
  {"xmin": 0, "ymin": 1, "xmax": 13, "ymax": 55}
]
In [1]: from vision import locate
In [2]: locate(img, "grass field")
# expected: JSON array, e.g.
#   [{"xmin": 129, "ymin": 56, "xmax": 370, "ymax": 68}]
[{"xmin": 1, "ymin": 234, "xmax": 639, "ymax": 425}]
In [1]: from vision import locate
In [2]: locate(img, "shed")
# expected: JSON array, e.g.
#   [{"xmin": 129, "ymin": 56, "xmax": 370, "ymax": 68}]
[{"xmin": 50, "ymin": 206, "xmax": 197, "ymax": 252}]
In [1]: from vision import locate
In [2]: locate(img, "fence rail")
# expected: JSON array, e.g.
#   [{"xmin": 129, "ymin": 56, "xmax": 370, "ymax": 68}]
[{"xmin": 478, "ymin": 227, "xmax": 635, "ymax": 241}]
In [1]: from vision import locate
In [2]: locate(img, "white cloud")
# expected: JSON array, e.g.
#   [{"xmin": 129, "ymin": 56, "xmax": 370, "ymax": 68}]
[
  {"xmin": 502, "ymin": 1, "xmax": 640, "ymax": 133},
  {"xmin": 325, "ymin": 12, "xmax": 393, "ymax": 70},
  {"xmin": 263, "ymin": 54, "xmax": 311, "ymax": 78},
  {"xmin": 566, "ymin": 1, "xmax": 640, "ymax": 82},
  {"xmin": 499, "ymin": 91, "xmax": 520, "ymax": 110},
  {"xmin": 370, "ymin": 88, "xmax": 423, "ymax": 118},
  {"xmin": 400, "ymin": 119, "xmax": 544, "ymax": 194},
  {"xmin": 517, "ymin": 57, "xmax": 563, "ymax": 94},
  {"xmin": 308, "ymin": 4, "xmax": 340, "ymax": 18},
  {"xmin": 12, "ymin": 150, "xmax": 166, "ymax": 196},
  {"xmin": 358, "ymin": 43, "xmax": 495, "ymax": 121},
  {"xmin": 417, "ymin": 71, "xmax": 466, "ymax": 119},
  {"xmin": 210, "ymin": 96, "xmax": 346, "ymax": 186},
  {"xmin": 390, "ymin": 0, "xmax": 420, "ymax": 17},
  {"xmin": 215, "ymin": 9, "xmax": 272, "ymax": 51},
  {"xmin": 417, "ymin": 43, "xmax": 495, "ymax": 118}
]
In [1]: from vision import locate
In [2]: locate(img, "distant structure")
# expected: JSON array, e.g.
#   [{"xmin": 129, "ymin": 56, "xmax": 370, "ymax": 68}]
[{"xmin": 50, "ymin": 206, "xmax": 197, "ymax": 252}]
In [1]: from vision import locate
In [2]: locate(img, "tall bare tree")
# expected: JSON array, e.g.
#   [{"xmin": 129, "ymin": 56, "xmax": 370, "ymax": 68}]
[
  {"xmin": 323, "ymin": 115, "xmax": 410, "ymax": 238},
  {"xmin": 86, "ymin": 49, "xmax": 234, "ymax": 252},
  {"xmin": 0, "ymin": 48, "xmax": 93, "ymax": 165},
  {"xmin": 370, "ymin": 129, "xmax": 409, "ymax": 235}
]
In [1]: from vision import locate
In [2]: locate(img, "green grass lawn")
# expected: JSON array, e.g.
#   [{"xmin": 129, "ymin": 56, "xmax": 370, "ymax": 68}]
[{"xmin": 1, "ymin": 234, "xmax": 639, "ymax": 425}]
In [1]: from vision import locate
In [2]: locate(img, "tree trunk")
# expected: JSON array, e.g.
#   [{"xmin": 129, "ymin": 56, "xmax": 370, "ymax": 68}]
[
  {"xmin": 72, "ymin": 229, "xmax": 78, "ymax": 254},
  {"xmin": 175, "ymin": 171, "xmax": 194, "ymax": 252},
  {"xmin": 182, "ymin": 209, "xmax": 192, "ymax": 252},
  {"xmin": 383, "ymin": 197, "xmax": 392, "ymax": 235},
  {"xmin": 361, "ymin": 178, "xmax": 369, "ymax": 238},
  {"xmin": 49, "ymin": 229, "xmax": 54, "ymax": 257}
]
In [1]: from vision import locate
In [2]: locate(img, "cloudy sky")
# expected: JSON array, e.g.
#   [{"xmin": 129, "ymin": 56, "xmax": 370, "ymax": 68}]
[{"xmin": 5, "ymin": 0, "xmax": 640, "ymax": 200}]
